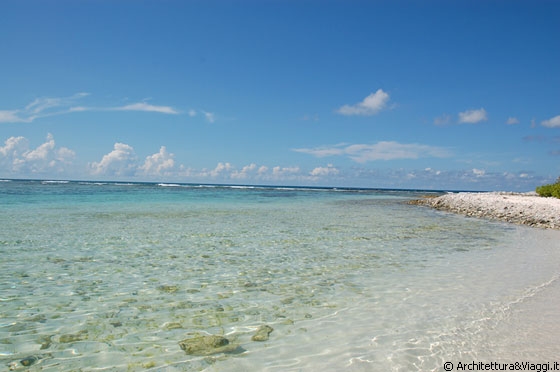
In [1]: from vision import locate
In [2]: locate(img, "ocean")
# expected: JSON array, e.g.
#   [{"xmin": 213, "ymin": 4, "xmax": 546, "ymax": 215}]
[{"xmin": 1, "ymin": 180, "xmax": 559, "ymax": 371}]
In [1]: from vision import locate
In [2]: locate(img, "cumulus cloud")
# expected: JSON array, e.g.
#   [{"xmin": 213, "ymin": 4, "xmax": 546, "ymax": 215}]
[
  {"xmin": 176, "ymin": 162, "xmax": 344, "ymax": 184},
  {"xmin": 201, "ymin": 162, "xmax": 233, "ymax": 178},
  {"xmin": 310, "ymin": 164, "xmax": 340, "ymax": 177},
  {"xmin": 506, "ymin": 117, "xmax": 520, "ymax": 125},
  {"xmin": 424, "ymin": 167, "xmax": 441, "ymax": 176},
  {"xmin": 458, "ymin": 108, "xmax": 488, "ymax": 124},
  {"xmin": 188, "ymin": 162, "xmax": 344, "ymax": 183},
  {"xmin": 0, "ymin": 136, "xmax": 28, "ymax": 162},
  {"xmin": 258, "ymin": 165, "xmax": 268, "ymax": 175},
  {"xmin": 541, "ymin": 115, "xmax": 560, "ymax": 128},
  {"xmin": 337, "ymin": 89, "xmax": 390, "ymax": 116},
  {"xmin": 472, "ymin": 168, "xmax": 486, "ymax": 177},
  {"xmin": 0, "ymin": 133, "xmax": 75, "ymax": 174},
  {"xmin": 293, "ymin": 141, "xmax": 451, "ymax": 163},
  {"xmin": 272, "ymin": 166, "xmax": 301, "ymax": 177},
  {"xmin": 139, "ymin": 146, "xmax": 175, "ymax": 176},
  {"xmin": 231, "ymin": 163, "xmax": 257, "ymax": 179},
  {"xmin": 181, "ymin": 162, "xmax": 302, "ymax": 183},
  {"xmin": 89, "ymin": 143, "xmax": 138, "ymax": 177}
]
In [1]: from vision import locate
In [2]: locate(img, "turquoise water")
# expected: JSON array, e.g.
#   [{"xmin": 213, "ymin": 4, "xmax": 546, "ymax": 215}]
[{"xmin": 1, "ymin": 180, "xmax": 559, "ymax": 371}]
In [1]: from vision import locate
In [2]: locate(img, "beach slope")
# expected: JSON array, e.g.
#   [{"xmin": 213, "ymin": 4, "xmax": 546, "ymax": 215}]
[{"xmin": 411, "ymin": 192, "xmax": 560, "ymax": 229}]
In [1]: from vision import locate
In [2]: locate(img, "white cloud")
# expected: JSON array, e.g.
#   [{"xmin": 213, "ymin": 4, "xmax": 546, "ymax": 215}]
[
  {"xmin": 23, "ymin": 134, "xmax": 57, "ymax": 162},
  {"xmin": 310, "ymin": 164, "xmax": 340, "ymax": 177},
  {"xmin": 0, "ymin": 134, "xmax": 75, "ymax": 174},
  {"xmin": 458, "ymin": 108, "xmax": 488, "ymax": 124},
  {"xmin": 176, "ymin": 162, "xmax": 343, "ymax": 184},
  {"xmin": 89, "ymin": 143, "xmax": 138, "ymax": 177},
  {"xmin": 183, "ymin": 162, "xmax": 342, "ymax": 183},
  {"xmin": 272, "ymin": 166, "xmax": 301, "ymax": 177},
  {"xmin": 342, "ymin": 167, "xmax": 545, "ymax": 191},
  {"xmin": 294, "ymin": 141, "xmax": 451, "ymax": 163},
  {"xmin": 301, "ymin": 114, "xmax": 320, "ymax": 122},
  {"xmin": 506, "ymin": 117, "xmax": 520, "ymax": 125},
  {"xmin": 292, "ymin": 143, "xmax": 348, "ymax": 158},
  {"xmin": 424, "ymin": 167, "xmax": 441, "ymax": 176},
  {"xmin": 231, "ymin": 163, "xmax": 257, "ymax": 179},
  {"xmin": 139, "ymin": 146, "xmax": 175, "ymax": 176},
  {"xmin": 207, "ymin": 162, "xmax": 233, "ymax": 177},
  {"xmin": 0, "ymin": 93, "xmax": 89, "ymax": 123},
  {"xmin": 0, "ymin": 110, "xmax": 26, "ymax": 123},
  {"xmin": 25, "ymin": 93, "xmax": 89, "ymax": 115},
  {"xmin": 434, "ymin": 114, "xmax": 452, "ymax": 126},
  {"xmin": 0, "ymin": 136, "xmax": 26, "ymax": 154},
  {"xmin": 0, "ymin": 94, "xmax": 178, "ymax": 123},
  {"xmin": 472, "ymin": 168, "xmax": 486, "ymax": 177},
  {"xmin": 204, "ymin": 111, "xmax": 215, "ymax": 123},
  {"xmin": 348, "ymin": 142, "xmax": 450, "ymax": 162},
  {"xmin": 0, "ymin": 136, "xmax": 29, "ymax": 168},
  {"xmin": 69, "ymin": 106, "xmax": 89, "ymax": 112},
  {"xmin": 186, "ymin": 109, "xmax": 216, "ymax": 123},
  {"xmin": 541, "ymin": 115, "xmax": 560, "ymax": 128},
  {"xmin": 114, "ymin": 102, "xmax": 178, "ymax": 115},
  {"xmin": 337, "ymin": 89, "xmax": 390, "ymax": 116}
]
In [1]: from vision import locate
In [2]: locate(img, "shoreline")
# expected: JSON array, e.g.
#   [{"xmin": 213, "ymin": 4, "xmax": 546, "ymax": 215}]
[{"xmin": 410, "ymin": 192, "xmax": 560, "ymax": 230}]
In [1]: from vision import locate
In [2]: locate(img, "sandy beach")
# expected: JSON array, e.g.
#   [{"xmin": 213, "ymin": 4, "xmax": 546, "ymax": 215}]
[{"xmin": 412, "ymin": 192, "xmax": 560, "ymax": 229}]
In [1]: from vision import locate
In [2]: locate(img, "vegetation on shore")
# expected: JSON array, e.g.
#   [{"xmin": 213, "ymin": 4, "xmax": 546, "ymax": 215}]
[{"xmin": 536, "ymin": 177, "xmax": 560, "ymax": 198}]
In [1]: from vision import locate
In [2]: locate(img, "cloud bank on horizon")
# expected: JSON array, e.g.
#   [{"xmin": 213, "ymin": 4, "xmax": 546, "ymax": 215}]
[
  {"xmin": 1, "ymin": 132, "xmax": 544, "ymax": 191},
  {"xmin": 0, "ymin": 1, "xmax": 559, "ymax": 191},
  {"xmin": 0, "ymin": 89, "xmax": 559, "ymax": 190}
]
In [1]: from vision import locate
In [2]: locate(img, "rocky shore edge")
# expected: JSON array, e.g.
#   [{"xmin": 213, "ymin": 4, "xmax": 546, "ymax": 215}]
[{"xmin": 409, "ymin": 192, "xmax": 560, "ymax": 230}]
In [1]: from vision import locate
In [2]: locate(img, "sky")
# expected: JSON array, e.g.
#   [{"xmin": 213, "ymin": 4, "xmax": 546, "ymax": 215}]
[{"xmin": 1, "ymin": 0, "xmax": 559, "ymax": 191}]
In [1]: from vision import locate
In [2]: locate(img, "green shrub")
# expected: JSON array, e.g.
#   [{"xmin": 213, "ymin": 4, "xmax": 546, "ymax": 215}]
[{"xmin": 536, "ymin": 182, "xmax": 560, "ymax": 198}]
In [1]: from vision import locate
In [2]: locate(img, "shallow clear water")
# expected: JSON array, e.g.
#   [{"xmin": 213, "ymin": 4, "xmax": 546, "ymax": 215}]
[{"xmin": 1, "ymin": 180, "xmax": 559, "ymax": 371}]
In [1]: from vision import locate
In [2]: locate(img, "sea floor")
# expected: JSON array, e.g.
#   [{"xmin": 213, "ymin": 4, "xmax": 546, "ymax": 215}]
[{"xmin": 1, "ymin": 183, "xmax": 559, "ymax": 371}]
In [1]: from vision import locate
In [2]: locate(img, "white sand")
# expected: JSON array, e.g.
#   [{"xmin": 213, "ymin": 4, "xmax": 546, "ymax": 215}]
[{"xmin": 415, "ymin": 192, "xmax": 560, "ymax": 229}]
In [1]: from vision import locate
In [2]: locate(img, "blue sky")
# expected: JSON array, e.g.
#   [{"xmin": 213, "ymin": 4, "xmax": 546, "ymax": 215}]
[{"xmin": 1, "ymin": 0, "xmax": 559, "ymax": 191}]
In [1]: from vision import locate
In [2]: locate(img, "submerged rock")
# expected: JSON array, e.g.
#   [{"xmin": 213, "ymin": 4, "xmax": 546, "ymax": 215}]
[
  {"xmin": 9, "ymin": 354, "xmax": 50, "ymax": 370},
  {"xmin": 178, "ymin": 334, "xmax": 238, "ymax": 356},
  {"xmin": 251, "ymin": 325, "xmax": 273, "ymax": 342},
  {"xmin": 38, "ymin": 335, "xmax": 53, "ymax": 349},
  {"xmin": 158, "ymin": 285, "xmax": 179, "ymax": 293},
  {"xmin": 163, "ymin": 322, "xmax": 183, "ymax": 330},
  {"xmin": 58, "ymin": 330, "xmax": 88, "ymax": 343},
  {"xmin": 20, "ymin": 356, "xmax": 40, "ymax": 367}
]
